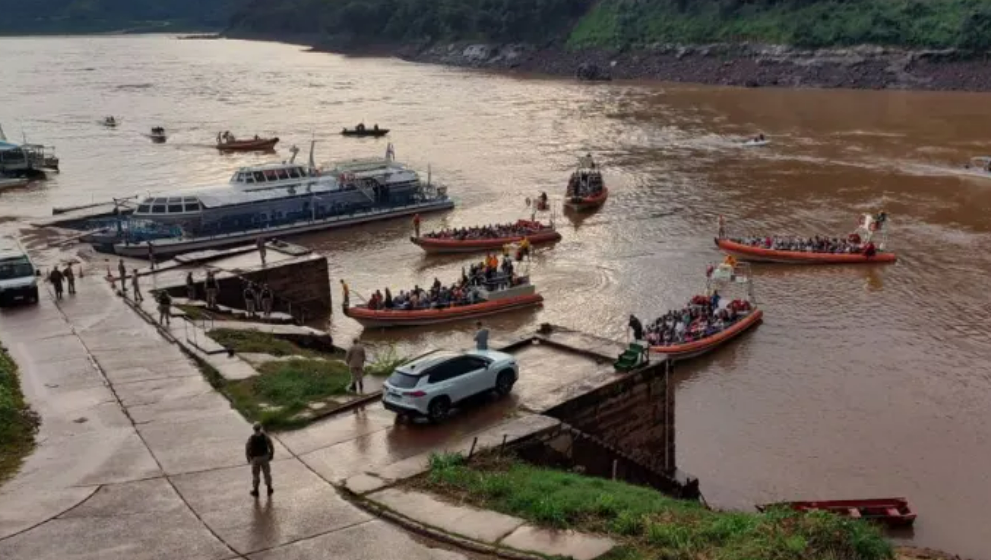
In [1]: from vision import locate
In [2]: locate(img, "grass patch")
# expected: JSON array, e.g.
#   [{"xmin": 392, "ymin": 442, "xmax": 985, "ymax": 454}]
[
  {"xmin": 208, "ymin": 329, "xmax": 323, "ymax": 359},
  {"xmin": 224, "ymin": 358, "xmax": 352, "ymax": 429},
  {"xmin": 176, "ymin": 304, "xmax": 210, "ymax": 321},
  {"xmin": 0, "ymin": 343, "xmax": 39, "ymax": 486},
  {"xmin": 415, "ymin": 454, "xmax": 893, "ymax": 560},
  {"xmin": 365, "ymin": 344, "xmax": 409, "ymax": 378}
]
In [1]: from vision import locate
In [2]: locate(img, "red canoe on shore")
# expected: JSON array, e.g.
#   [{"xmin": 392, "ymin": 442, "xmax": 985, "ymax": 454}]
[
  {"xmin": 412, "ymin": 228, "xmax": 562, "ymax": 254},
  {"xmin": 650, "ymin": 308, "xmax": 763, "ymax": 361},
  {"xmin": 716, "ymin": 238, "xmax": 897, "ymax": 264},
  {"xmin": 757, "ymin": 497, "xmax": 917, "ymax": 528},
  {"xmin": 216, "ymin": 137, "xmax": 279, "ymax": 152},
  {"xmin": 564, "ymin": 187, "xmax": 609, "ymax": 212}
]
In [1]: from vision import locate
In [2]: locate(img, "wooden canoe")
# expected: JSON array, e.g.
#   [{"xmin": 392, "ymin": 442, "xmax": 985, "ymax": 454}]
[
  {"xmin": 650, "ymin": 309, "xmax": 763, "ymax": 361},
  {"xmin": 564, "ymin": 187, "xmax": 608, "ymax": 211},
  {"xmin": 715, "ymin": 238, "xmax": 897, "ymax": 264},
  {"xmin": 412, "ymin": 229, "xmax": 561, "ymax": 254},
  {"xmin": 216, "ymin": 137, "xmax": 279, "ymax": 152},
  {"xmin": 344, "ymin": 293, "xmax": 543, "ymax": 328},
  {"xmin": 757, "ymin": 497, "xmax": 916, "ymax": 527}
]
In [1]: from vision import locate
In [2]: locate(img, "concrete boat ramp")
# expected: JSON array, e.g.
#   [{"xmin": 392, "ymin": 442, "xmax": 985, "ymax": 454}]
[{"xmin": 0, "ymin": 242, "xmax": 691, "ymax": 560}]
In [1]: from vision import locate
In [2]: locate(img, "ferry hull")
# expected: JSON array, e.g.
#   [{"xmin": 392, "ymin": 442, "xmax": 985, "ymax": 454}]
[
  {"xmin": 345, "ymin": 294, "xmax": 543, "ymax": 328},
  {"xmin": 716, "ymin": 239, "xmax": 897, "ymax": 264},
  {"xmin": 650, "ymin": 309, "xmax": 763, "ymax": 361},
  {"xmin": 113, "ymin": 199, "xmax": 454, "ymax": 258},
  {"xmin": 564, "ymin": 187, "xmax": 609, "ymax": 212},
  {"xmin": 412, "ymin": 230, "xmax": 562, "ymax": 254}
]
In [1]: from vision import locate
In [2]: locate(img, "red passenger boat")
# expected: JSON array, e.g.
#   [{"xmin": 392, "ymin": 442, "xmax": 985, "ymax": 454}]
[
  {"xmin": 215, "ymin": 132, "xmax": 279, "ymax": 152},
  {"xmin": 639, "ymin": 261, "xmax": 762, "ymax": 362},
  {"xmin": 757, "ymin": 497, "xmax": 917, "ymax": 528},
  {"xmin": 412, "ymin": 219, "xmax": 561, "ymax": 254},
  {"xmin": 715, "ymin": 213, "xmax": 896, "ymax": 264},
  {"xmin": 343, "ymin": 272, "xmax": 542, "ymax": 328},
  {"xmin": 564, "ymin": 154, "xmax": 608, "ymax": 212}
]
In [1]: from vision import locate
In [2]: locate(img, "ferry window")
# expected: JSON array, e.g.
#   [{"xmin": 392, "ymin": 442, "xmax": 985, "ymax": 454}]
[
  {"xmin": 154, "ymin": 198, "xmax": 167, "ymax": 204},
  {"xmin": 137, "ymin": 205, "xmax": 151, "ymax": 213},
  {"xmin": 184, "ymin": 202, "xmax": 201, "ymax": 212},
  {"xmin": 233, "ymin": 173, "xmax": 244, "ymax": 182},
  {"xmin": 288, "ymin": 168, "xmax": 301, "ymax": 179},
  {"xmin": 168, "ymin": 204, "xmax": 183, "ymax": 213},
  {"xmin": 277, "ymin": 169, "xmax": 290, "ymax": 180},
  {"xmin": 253, "ymin": 171, "xmax": 265, "ymax": 182},
  {"xmin": 152, "ymin": 205, "xmax": 166, "ymax": 214}
]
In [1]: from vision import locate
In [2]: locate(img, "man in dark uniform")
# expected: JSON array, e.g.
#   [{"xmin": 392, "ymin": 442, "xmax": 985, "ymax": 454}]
[
  {"xmin": 245, "ymin": 423, "xmax": 274, "ymax": 497},
  {"xmin": 628, "ymin": 314, "xmax": 644, "ymax": 342}
]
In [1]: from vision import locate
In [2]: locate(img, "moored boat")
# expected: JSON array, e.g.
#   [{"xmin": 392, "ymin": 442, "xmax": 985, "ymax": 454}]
[
  {"xmin": 757, "ymin": 497, "xmax": 917, "ymax": 528},
  {"xmin": 412, "ymin": 219, "xmax": 561, "ymax": 254},
  {"xmin": 636, "ymin": 260, "xmax": 761, "ymax": 362},
  {"xmin": 715, "ymin": 212, "xmax": 896, "ymax": 264},
  {"xmin": 344, "ymin": 262, "xmax": 541, "ymax": 328},
  {"xmin": 564, "ymin": 154, "xmax": 608, "ymax": 212}
]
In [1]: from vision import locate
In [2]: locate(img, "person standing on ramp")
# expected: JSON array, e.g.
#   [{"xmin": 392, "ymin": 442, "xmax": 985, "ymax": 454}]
[{"xmin": 245, "ymin": 422, "xmax": 274, "ymax": 497}]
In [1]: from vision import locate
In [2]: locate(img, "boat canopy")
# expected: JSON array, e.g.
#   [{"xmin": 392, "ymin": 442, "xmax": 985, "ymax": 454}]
[
  {"xmin": 136, "ymin": 196, "xmax": 205, "ymax": 215},
  {"xmin": 230, "ymin": 163, "xmax": 314, "ymax": 186}
]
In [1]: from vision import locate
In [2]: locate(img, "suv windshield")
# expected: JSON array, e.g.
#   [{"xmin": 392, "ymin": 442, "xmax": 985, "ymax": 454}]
[
  {"xmin": 0, "ymin": 257, "xmax": 33, "ymax": 280},
  {"xmin": 386, "ymin": 372, "xmax": 420, "ymax": 389}
]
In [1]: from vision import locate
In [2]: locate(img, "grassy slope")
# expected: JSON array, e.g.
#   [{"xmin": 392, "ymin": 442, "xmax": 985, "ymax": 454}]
[
  {"xmin": 416, "ymin": 454, "xmax": 893, "ymax": 560},
  {"xmin": 568, "ymin": 0, "xmax": 991, "ymax": 49},
  {"xmin": 0, "ymin": 344, "xmax": 38, "ymax": 486}
]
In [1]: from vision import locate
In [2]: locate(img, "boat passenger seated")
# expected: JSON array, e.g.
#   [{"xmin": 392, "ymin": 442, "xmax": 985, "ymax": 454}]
[{"xmin": 373, "ymin": 124, "xmax": 379, "ymax": 131}]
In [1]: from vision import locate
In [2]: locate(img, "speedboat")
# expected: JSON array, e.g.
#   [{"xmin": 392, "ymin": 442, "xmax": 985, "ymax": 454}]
[
  {"xmin": 643, "ymin": 261, "xmax": 762, "ymax": 361},
  {"xmin": 564, "ymin": 154, "xmax": 608, "ymax": 212},
  {"xmin": 715, "ymin": 213, "xmax": 897, "ymax": 264},
  {"xmin": 148, "ymin": 127, "xmax": 167, "ymax": 143},
  {"xmin": 342, "ymin": 125, "xmax": 389, "ymax": 137},
  {"xmin": 742, "ymin": 136, "xmax": 770, "ymax": 147},
  {"xmin": 102, "ymin": 116, "xmax": 118, "ymax": 128}
]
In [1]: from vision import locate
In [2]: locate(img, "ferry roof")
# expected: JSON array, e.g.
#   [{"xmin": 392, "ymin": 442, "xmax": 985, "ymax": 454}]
[{"xmin": 0, "ymin": 140, "xmax": 22, "ymax": 151}]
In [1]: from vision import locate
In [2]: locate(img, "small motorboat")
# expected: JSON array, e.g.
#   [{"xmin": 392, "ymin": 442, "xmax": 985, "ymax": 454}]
[
  {"xmin": 147, "ymin": 127, "xmax": 167, "ymax": 143},
  {"xmin": 342, "ymin": 125, "xmax": 389, "ymax": 137},
  {"xmin": 101, "ymin": 116, "xmax": 119, "ymax": 128},
  {"xmin": 962, "ymin": 156, "xmax": 991, "ymax": 179},
  {"xmin": 412, "ymin": 219, "xmax": 561, "ymax": 254},
  {"xmin": 344, "ymin": 276, "xmax": 542, "ymax": 328},
  {"xmin": 645, "ymin": 261, "xmax": 762, "ymax": 361},
  {"xmin": 564, "ymin": 154, "xmax": 608, "ymax": 212},
  {"xmin": 757, "ymin": 497, "xmax": 917, "ymax": 528},
  {"xmin": 715, "ymin": 213, "xmax": 897, "ymax": 264},
  {"xmin": 742, "ymin": 135, "xmax": 770, "ymax": 147},
  {"xmin": 0, "ymin": 176, "xmax": 31, "ymax": 192},
  {"xmin": 216, "ymin": 134, "xmax": 279, "ymax": 152}
]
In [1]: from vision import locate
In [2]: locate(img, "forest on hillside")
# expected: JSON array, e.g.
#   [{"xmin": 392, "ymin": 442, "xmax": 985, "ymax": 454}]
[{"xmin": 0, "ymin": 0, "xmax": 232, "ymax": 33}]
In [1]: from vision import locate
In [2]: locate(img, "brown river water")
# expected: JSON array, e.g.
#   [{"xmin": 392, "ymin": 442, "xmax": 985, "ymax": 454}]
[{"xmin": 2, "ymin": 36, "xmax": 990, "ymax": 558}]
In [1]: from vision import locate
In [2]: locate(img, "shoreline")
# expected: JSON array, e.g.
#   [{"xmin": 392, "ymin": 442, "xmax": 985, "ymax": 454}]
[{"xmin": 227, "ymin": 31, "xmax": 991, "ymax": 92}]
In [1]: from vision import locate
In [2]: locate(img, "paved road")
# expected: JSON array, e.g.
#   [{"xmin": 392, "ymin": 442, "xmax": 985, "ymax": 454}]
[{"xmin": 0, "ymin": 270, "xmax": 477, "ymax": 560}]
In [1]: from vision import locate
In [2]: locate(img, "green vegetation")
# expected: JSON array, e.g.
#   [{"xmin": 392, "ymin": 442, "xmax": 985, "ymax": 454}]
[
  {"xmin": 0, "ymin": 344, "xmax": 38, "ymax": 486},
  {"xmin": 416, "ymin": 453, "xmax": 893, "ymax": 560},
  {"xmin": 230, "ymin": 0, "xmax": 593, "ymax": 42},
  {"xmin": 364, "ymin": 344, "xmax": 409, "ymax": 377},
  {"xmin": 568, "ymin": 0, "xmax": 991, "ymax": 50},
  {"xmin": 0, "ymin": 0, "xmax": 231, "ymax": 34},
  {"xmin": 226, "ymin": 358, "xmax": 351, "ymax": 429},
  {"xmin": 208, "ymin": 328, "xmax": 325, "ymax": 358}
]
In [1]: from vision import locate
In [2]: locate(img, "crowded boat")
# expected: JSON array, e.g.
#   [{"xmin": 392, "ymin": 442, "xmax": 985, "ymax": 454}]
[
  {"xmin": 564, "ymin": 154, "xmax": 608, "ymax": 211},
  {"xmin": 413, "ymin": 217, "xmax": 560, "ymax": 254},
  {"xmin": 715, "ymin": 212, "xmax": 896, "ymax": 264},
  {"xmin": 343, "ymin": 253, "xmax": 542, "ymax": 327},
  {"xmin": 629, "ymin": 260, "xmax": 762, "ymax": 360}
]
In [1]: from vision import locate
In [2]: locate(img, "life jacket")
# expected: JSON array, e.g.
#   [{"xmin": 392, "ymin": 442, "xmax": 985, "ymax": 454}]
[{"xmin": 247, "ymin": 433, "xmax": 270, "ymax": 458}]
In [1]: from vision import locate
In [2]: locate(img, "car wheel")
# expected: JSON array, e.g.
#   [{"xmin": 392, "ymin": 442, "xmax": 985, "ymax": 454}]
[
  {"xmin": 427, "ymin": 397, "xmax": 451, "ymax": 423},
  {"xmin": 30, "ymin": 288, "xmax": 39, "ymax": 304},
  {"xmin": 495, "ymin": 370, "xmax": 516, "ymax": 397}
]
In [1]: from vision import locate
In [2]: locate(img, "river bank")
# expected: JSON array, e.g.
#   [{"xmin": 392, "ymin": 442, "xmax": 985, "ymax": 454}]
[{"xmin": 228, "ymin": 31, "xmax": 991, "ymax": 92}]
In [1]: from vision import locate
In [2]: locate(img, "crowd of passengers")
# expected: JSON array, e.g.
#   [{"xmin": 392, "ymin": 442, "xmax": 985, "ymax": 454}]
[
  {"xmin": 422, "ymin": 220, "xmax": 550, "ymax": 241},
  {"xmin": 365, "ymin": 254, "xmax": 528, "ymax": 311},
  {"xmin": 637, "ymin": 292, "xmax": 754, "ymax": 346},
  {"xmin": 728, "ymin": 234, "xmax": 877, "ymax": 255}
]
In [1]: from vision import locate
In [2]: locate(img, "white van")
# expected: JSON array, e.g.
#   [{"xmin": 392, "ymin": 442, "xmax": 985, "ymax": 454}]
[{"xmin": 0, "ymin": 241, "xmax": 39, "ymax": 306}]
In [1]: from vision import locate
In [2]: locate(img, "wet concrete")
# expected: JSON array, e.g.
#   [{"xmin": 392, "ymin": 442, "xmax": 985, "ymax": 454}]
[
  {"xmin": 370, "ymin": 488, "xmax": 524, "ymax": 543},
  {"xmin": 0, "ymin": 266, "xmax": 482, "ymax": 560}
]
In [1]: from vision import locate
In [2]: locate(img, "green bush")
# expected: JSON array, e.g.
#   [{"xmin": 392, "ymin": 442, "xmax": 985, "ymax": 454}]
[{"xmin": 0, "ymin": 344, "xmax": 38, "ymax": 485}]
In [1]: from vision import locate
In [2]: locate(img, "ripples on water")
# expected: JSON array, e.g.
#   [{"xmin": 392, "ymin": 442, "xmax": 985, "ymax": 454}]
[{"xmin": 2, "ymin": 36, "xmax": 991, "ymax": 559}]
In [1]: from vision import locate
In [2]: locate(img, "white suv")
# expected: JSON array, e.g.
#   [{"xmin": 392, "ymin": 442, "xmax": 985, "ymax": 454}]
[
  {"xmin": 0, "ymin": 243, "xmax": 39, "ymax": 307},
  {"xmin": 382, "ymin": 349, "xmax": 519, "ymax": 422}
]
